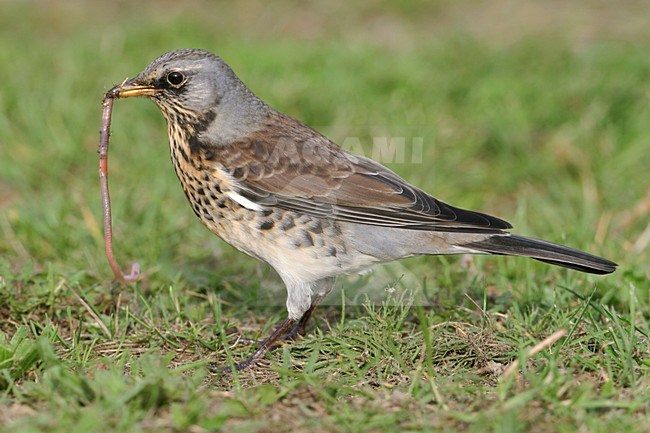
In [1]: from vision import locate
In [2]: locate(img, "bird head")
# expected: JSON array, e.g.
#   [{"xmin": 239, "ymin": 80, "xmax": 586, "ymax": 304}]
[
  {"xmin": 108, "ymin": 49, "xmax": 247, "ymax": 115},
  {"xmin": 107, "ymin": 49, "xmax": 267, "ymax": 142}
]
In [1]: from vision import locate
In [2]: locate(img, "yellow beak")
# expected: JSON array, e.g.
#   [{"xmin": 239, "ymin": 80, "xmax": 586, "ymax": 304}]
[{"xmin": 107, "ymin": 78, "xmax": 158, "ymax": 99}]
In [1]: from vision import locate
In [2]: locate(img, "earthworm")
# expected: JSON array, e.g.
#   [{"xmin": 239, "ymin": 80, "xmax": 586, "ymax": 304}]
[{"xmin": 98, "ymin": 93, "xmax": 140, "ymax": 283}]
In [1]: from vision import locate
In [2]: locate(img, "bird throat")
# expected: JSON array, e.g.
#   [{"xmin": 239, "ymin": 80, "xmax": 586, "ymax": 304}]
[{"xmin": 163, "ymin": 107, "xmax": 217, "ymax": 169}]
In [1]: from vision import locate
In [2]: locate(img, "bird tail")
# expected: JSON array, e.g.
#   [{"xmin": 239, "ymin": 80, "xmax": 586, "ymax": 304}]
[{"xmin": 462, "ymin": 234, "xmax": 617, "ymax": 275}]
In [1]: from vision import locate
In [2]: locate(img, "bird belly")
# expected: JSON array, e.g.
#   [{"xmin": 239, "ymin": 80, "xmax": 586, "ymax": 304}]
[{"xmin": 193, "ymin": 198, "xmax": 376, "ymax": 281}]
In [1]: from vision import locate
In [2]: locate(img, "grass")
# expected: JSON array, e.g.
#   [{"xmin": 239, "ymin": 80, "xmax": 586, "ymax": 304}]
[{"xmin": 0, "ymin": 1, "xmax": 649, "ymax": 432}]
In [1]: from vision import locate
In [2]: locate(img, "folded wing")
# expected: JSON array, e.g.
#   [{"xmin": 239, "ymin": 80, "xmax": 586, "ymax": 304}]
[{"xmin": 215, "ymin": 111, "xmax": 512, "ymax": 233}]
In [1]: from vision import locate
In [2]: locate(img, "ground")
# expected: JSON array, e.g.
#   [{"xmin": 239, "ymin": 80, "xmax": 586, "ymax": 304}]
[{"xmin": 0, "ymin": 1, "xmax": 648, "ymax": 432}]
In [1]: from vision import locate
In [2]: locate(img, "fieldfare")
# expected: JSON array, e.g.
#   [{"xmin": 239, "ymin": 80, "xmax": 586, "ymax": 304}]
[{"xmin": 107, "ymin": 49, "xmax": 616, "ymax": 370}]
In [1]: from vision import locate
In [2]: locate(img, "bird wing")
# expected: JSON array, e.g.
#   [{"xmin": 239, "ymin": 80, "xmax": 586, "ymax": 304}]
[{"xmin": 215, "ymin": 111, "xmax": 512, "ymax": 232}]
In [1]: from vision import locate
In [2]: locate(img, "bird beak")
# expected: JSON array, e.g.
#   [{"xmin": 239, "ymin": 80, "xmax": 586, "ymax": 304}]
[{"xmin": 106, "ymin": 78, "xmax": 158, "ymax": 99}]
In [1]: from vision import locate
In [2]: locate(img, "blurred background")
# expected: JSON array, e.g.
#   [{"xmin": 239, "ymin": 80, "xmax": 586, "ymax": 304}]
[{"xmin": 0, "ymin": 0, "xmax": 648, "ymax": 296}]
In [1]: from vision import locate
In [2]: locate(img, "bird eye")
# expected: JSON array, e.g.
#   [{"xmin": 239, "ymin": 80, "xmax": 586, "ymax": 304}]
[{"xmin": 166, "ymin": 71, "xmax": 185, "ymax": 86}]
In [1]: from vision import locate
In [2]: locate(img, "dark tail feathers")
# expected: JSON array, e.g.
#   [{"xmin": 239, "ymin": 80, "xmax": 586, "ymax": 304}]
[{"xmin": 464, "ymin": 234, "xmax": 617, "ymax": 275}]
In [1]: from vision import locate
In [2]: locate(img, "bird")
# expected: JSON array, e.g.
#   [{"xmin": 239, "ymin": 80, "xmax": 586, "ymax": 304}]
[{"xmin": 107, "ymin": 48, "xmax": 617, "ymax": 370}]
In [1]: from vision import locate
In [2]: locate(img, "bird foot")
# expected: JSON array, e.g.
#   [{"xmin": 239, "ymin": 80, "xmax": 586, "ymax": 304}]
[
  {"xmin": 209, "ymin": 317, "xmax": 299, "ymax": 373},
  {"xmin": 210, "ymin": 293, "xmax": 326, "ymax": 373}
]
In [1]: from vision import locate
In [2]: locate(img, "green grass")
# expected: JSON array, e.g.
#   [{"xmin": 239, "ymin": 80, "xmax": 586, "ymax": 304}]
[{"xmin": 0, "ymin": 1, "xmax": 648, "ymax": 432}]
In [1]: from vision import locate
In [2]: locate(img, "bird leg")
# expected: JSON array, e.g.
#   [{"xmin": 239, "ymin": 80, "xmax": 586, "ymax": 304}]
[
  {"xmin": 275, "ymin": 277, "xmax": 335, "ymax": 344},
  {"xmin": 213, "ymin": 290, "xmax": 329, "ymax": 372},
  {"xmin": 278, "ymin": 291, "xmax": 328, "ymax": 342}
]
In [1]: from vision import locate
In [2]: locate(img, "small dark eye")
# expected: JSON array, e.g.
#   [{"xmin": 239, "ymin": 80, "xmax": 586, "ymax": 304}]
[{"xmin": 166, "ymin": 71, "xmax": 185, "ymax": 86}]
